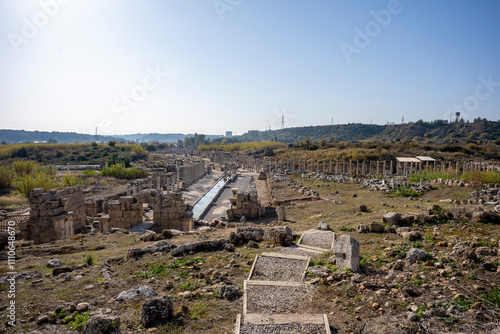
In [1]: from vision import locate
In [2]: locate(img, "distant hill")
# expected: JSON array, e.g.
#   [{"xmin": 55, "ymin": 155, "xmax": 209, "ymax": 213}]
[
  {"xmin": 0, "ymin": 129, "xmax": 224, "ymax": 144},
  {"xmin": 2, "ymin": 119, "xmax": 498, "ymax": 145},
  {"xmin": 0, "ymin": 129, "xmax": 124, "ymax": 144},
  {"xmin": 120, "ymin": 133, "xmax": 223, "ymax": 143},
  {"xmin": 237, "ymin": 119, "xmax": 500, "ymax": 144}
]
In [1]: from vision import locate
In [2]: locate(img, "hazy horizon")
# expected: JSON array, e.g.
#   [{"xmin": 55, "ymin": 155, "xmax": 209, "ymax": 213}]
[{"xmin": 1, "ymin": 1, "xmax": 500, "ymax": 136}]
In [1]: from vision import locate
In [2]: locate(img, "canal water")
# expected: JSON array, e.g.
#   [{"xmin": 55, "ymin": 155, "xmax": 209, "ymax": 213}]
[{"xmin": 192, "ymin": 176, "xmax": 228, "ymax": 219}]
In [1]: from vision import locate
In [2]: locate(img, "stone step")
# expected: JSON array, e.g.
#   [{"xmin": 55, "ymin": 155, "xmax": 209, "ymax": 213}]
[
  {"xmin": 298, "ymin": 229, "xmax": 335, "ymax": 251},
  {"xmin": 279, "ymin": 245, "xmax": 325, "ymax": 258},
  {"xmin": 247, "ymin": 252, "xmax": 310, "ymax": 282},
  {"xmin": 235, "ymin": 314, "xmax": 332, "ymax": 334},
  {"xmin": 243, "ymin": 280, "xmax": 311, "ymax": 315}
]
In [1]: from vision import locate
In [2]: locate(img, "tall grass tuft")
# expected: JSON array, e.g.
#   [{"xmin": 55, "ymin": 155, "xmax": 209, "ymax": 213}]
[
  {"xmin": 198, "ymin": 141, "xmax": 287, "ymax": 152},
  {"xmin": 391, "ymin": 186, "xmax": 422, "ymax": 197},
  {"xmin": 14, "ymin": 172, "xmax": 57, "ymax": 198},
  {"xmin": 407, "ymin": 170, "xmax": 457, "ymax": 182},
  {"xmin": 461, "ymin": 171, "xmax": 500, "ymax": 185},
  {"xmin": 100, "ymin": 164, "xmax": 148, "ymax": 180},
  {"xmin": 61, "ymin": 174, "xmax": 87, "ymax": 188},
  {"xmin": 11, "ymin": 160, "xmax": 37, "ymax": 176},
  {"xmin": 0, "ymin": 166, "xmax": 13, "ymax": 190}
]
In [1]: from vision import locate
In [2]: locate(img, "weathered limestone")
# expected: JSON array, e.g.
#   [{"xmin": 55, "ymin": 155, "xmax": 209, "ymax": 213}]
[
  {"xmin": 333, "ymin": 235, "xmax": 360, "ymax": 272},
  {"xmin": 277, "ymin": 206, "xmax": 286, "ymax": 222},
  {"xmin": 226, "ymin": 185, "xmax": 265, "ymax": 220},
  {"xmin": 107, "ymin": 196, "xmax": 143, "ymax": 230},
  {"xmin": 102, "ymin": 190, "xmax": 193, "ymax": 233},
  {"xmin": 152, "ymin": 191, "xmax": 193, "ymax": 231},
  {"xmin": 27, "ymin": 186, "xmax": 85, "ymax": 244},
  {"xmin": 179, "ymin": 160, "xmax": 206, "ymax": 189},
  {"xmin": 140, "ymin": 296, "xmax": 174, "ymax": 328}
]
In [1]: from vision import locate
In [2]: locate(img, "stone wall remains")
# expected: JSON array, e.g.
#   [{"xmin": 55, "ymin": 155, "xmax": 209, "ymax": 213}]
[{"xmin": 28, "ymin": 186, "xmax": 85, "ymax": 244}]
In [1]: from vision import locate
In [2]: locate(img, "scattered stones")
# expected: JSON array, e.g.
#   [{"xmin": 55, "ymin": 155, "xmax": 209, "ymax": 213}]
[
  {"xmin": 266, "ymin": 226, "xmax": 293, "ymax": 246},
  {"xmin": 369, "ymin": 222, "xmax": 384, "ymax": 233},
  {"xmin": 218, "ymin": 284, "xmax": 242, "ymax": 300},
  {"xmin": 82, "ymin": 314, "xmax": 120, "ymax": 334},
  {"xmin": 383, "ymin": 212, "xmax": 402, "ymax": 225},
  {"xmin": 400, "ymin": 231, "xmax": 423, "ymax": 241},
  {"xmin": 116, "ymin": 285, "xmax": 156, "ymax": 301},
  {"xmin": 171, "ymin": 238, "xmax": 228, "ymax": 257},
  {"xmin": 360, "ymin": 204, "xmax": 368, "ymax": 212},
  {"xmin": 52, "ymin": 265, "xmax": 85, "ymax": 277},
  {"xmin": 76, "ymin": 302, "xmax": 90, "ymax": 311},
  {"xmin": 406, "ymin": 248, "xmax": 429, "ymax": 264},
  {"xmin": 46, "ymin": 259, "xmax": 62, "ymax": 268},
  {"xmin": 357, "ymin": 224, "xmax": 369, "ymax": 233},
  {"xmin": 127, "ymin": 240, "xmax": 171, "ymax": 260},
  {"xmin": 247, "ymin": 240, "xmax": 259, "ymax": 248},
  {"xmin": 139, "ymin": 296, "xmax": 174, "ymax": 328},
  {"xmin": 139, "ymin": 230, "xmax": 157, "ymax": 242},
  {"xmin": 317, "ymin": 221, "xmax": 331, "ymax": 231}
]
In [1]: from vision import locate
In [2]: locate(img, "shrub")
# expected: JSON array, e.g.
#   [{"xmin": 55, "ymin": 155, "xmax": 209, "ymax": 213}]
[
  {"xmin": 130, "ymin": 144, "xmax": 146, "ymax": 157},
  {"xmin": 0, "ymin": 166, "xmax": 13, "ymax": 190},
  {"xmin": 15, "ymin": 172, "xmax": 57, "ymax": 198},
  {"xmin": 77, "ymin": 154, "xmax": 88, "ymax": 161},
  {"xmin": 61, "ymin": 175, "xmax": 86, "ymax": 188},
  {"xmin": 82, "ymin": 169, "xmax": 97, "ymax": 176},
  {"xmin": 391, "ymin": 186, "xmax": 422, "ymax": 197},
  {"xmin": 178, "ymin": 280, "xmax": 201, "ymax": 291},
  {"xmin": 12, "ymin": 160, "xmax": 37, "ymax": 176},
  {"xmin": 461, "ymin": 171, "xmax": 500, "ymax": 186},
  {"xmin": 108, "ymin": 141, "xmax": 116, "ymax": 147},
  {"xmin": 407, "ymin": 170, "xmax": 456, "ymax": 182},
  {"xmin": 84, "ymin": 254, "xmax": 94, "ymax": 266},
  {"xmin": 100, "ymin": 165, "xmax": 148, "ymax": 180},
  {"xmin": 68, "ymin": 311, "xmax": 90, "ymax": 331}
]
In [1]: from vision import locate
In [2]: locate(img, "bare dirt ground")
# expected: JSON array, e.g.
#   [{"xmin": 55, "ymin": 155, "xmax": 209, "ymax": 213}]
[{"xmin": 1, "ymin": 173, "xmax": 499, "ymax": 333}]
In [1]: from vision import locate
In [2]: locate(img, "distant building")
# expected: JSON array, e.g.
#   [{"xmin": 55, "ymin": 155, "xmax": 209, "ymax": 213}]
[{"xmin": 225, "ymin": 131, "xmax": 233, "ymax": 137}]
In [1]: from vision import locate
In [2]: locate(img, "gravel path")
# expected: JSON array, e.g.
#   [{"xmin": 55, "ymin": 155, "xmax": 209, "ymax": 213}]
[
  {"xmin": 251, "ymin": 256, "xmax": 307, "ymax": 282},
  {"xmin": 279, "ymin": 246, "xmax": 323, "ymax": 258},
  {"xmin": 300, "ymin": 231, "xmax": 334, "ymax": 250},
  {"xmin": 246, "ymin": 284, "xmax": 309, "ymax": 314},
  {"xmin": 240, "ymin": 323, "xmax": 326, "ymax": 334}
]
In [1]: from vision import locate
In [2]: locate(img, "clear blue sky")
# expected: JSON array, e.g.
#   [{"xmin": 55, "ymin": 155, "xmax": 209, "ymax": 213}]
[{"xmin": 1, "ymin": 0, "xmax": 499, "ymax": 135}]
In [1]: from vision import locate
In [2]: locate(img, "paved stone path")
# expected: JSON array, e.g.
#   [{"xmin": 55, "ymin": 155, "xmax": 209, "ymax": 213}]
[{"xmin": 236, "ymin": 231, "xmax": 335, "ymax": 333}]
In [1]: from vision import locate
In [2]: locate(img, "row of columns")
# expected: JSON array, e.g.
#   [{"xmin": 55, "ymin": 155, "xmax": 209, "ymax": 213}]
[{"xmin": 239, "ymin": 157, "xmax": 498, "ymax": 177}]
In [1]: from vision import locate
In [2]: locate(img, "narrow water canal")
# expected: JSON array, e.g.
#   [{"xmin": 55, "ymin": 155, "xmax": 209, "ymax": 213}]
[{"xmin": 192, "ymin": 176, "xmax": 228, "ymax": 219}]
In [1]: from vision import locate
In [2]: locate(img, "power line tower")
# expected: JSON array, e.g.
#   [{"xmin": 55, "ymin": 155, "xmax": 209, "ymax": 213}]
[
  {"xmin": 281, "ymin": 115, "xmax": 284, "ymax": 129},
  {"xmin": 95, "ymin": 127, "xmax": 97, "ymax": 136}
]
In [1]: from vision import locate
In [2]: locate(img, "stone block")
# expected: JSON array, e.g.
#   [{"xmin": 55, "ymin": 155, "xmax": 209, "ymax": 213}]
[{"xmin": 333, "ymin": 235, "xmax": 360, "ymax": 272}]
